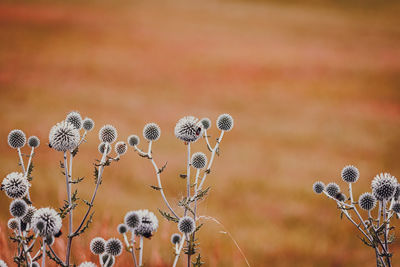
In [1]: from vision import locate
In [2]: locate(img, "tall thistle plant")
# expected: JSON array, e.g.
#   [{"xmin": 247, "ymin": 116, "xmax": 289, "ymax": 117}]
[
  {"xmin": 128, "ymin": 114, "xmax": 234, "ymax": 266},
  {"xmin": 313, "ymin": 166, "xmax": 400, "ymax": 267},
  {"xmin": 1, "ymin": 111, "xmax": 128, "ymax": 267}
]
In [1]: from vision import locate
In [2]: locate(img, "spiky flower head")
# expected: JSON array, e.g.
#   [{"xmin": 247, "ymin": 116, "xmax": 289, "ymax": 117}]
[
  {"xmin": 45, "ymin": 235, "xmax": 54, "ymax": 246},
  {"xmin": 90, "ymin": 237, "xmax": 106, "ymax": 255},
  {"xmin": 117, "ymin": 224, "xmax": 127, "ymax": 234},
  {"xmin": 358, "ymin": 193, "xmax": 377, "ymax": 211},
  {"xmin": 0, "ymin": 260, "xmax": 7, "ymax": 267},
  {"xmin": 115, "ymin": 141, "xmax": 127, "ymax": 155},
  {"xmin": 82, "ymin": 118, "xmax": 95, "ymax": 131},
  {"xmin": 325, "ymin": 183, "xmax": 340, "ymax": 198},
  {"xmin": 10, "ymin": 199, "xmax": 27, "ymax": 218},
  {"xmin": 100, "ymin": 253, "xmax": 115, "ymax": 267},
  {"xmin": 28, "ymin": 136, "xmax": 40, "ymax": 148},
  {"xmin": 372, "ymin": 173, "xmax": 398, "ymax": 201},
  {"xmin": 170, "ymin": 233, "xmax": 181, "ymax": 245},
  {"xmin": 8, "ymin": 129, "xmax": 26, "ymax": 149},
  {"xmin": 7, "ymin": 218, "xmax": 19, "ymax": 230},
  {"xmin": 98, "ymin": 142, "xmax": 111, "ymax": 155},
  {"xmin": 200, "ymin": 118, "xmax": 211, "ymax": 130},
  {"xmin": 66, "ymin": 111, "xmax": 83, "ymax": 130},
  {"xmin": 392, "ymin": 202, "xmax": 400, "ymax": 213},
  {"xmin": 32, "ymin": 208, "xmax": 62, "ymax": 237},
  {"xmin": 143, "ymin": 123, "xmax": 161, "ymax": 141},
  {"xmin": 49, "ymin": 121, "xmax": 80, "ymax": 152},
  {"xmin": 99, "ymin": 125, "xmax": 118, "ymax": 144},
  {"xmin": 217, "ymin": 114, "xmax": 234, "ymax": 132},
  {"xmin": 1, "ymin": 172, "xmax": 30, "ymax": 199},
  {"xmin": 341, "ymin": 165, "xmax": 359, "ymax": 183},
  {"xmin": 31, "ymin": 262, "xmax": 39, "ymax": 267},
  {"xmin": 335, "ymin": 192, "xmax": 347, "ymax": 202},
  {"xmin": 22, "ymin": 205, "xmax": 36, "ymax": 224},
  {"xmin": 174, "ymin": 116, "xmax": 204, "ymax": 143},
  {"xmin": 178, "ymin": 216, "xmax": 195, "ymax": 234},
  {"xmin": 394, "ymin": 185, "xmax": 400, "ymax": 200},
  {"xmin": 78, "ymin": 262, "xmax": 97, "ymax": 267},
  {"xmin": 135, "ymin": 209, "xmax": 159, "ymax": 238},
  {"xmin": 312, "ymin": 181, "xmax": 325, "ymax": 194},
  {"xmin": 191, "ymin": 152, "xmax": 207, "ymax": 169},
  {"xmin": 127, "ymin": 135, "xmax": 140, "ymax": 147},
  {"xmin": 105, "ymin": 238, "xmax": 123, "ymax": 257},
  {"xmin": 124, "ymin": 211, "xmax": 140, "ymax": 230}
]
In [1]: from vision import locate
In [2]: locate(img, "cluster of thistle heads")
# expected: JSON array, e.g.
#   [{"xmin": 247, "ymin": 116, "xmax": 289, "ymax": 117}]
[{"xmin": 313, "ymin": 165, "xmax": 400, "ymax": 213}]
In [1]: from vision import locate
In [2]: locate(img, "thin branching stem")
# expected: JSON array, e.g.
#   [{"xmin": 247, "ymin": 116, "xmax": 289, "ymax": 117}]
[
  {"xmin": 172, "ymin": 235, "xmax": 186, "ymax": 267},
  {"xmin": 41, "ymin": 241, "xmax": 46, "ymax": 267},
  {"xmin": 139, "ymin": 236, "xmax": 144, "ymax": 267}
]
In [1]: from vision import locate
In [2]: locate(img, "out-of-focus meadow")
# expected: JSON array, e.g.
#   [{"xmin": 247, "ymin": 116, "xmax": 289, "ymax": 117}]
[{"xmin": 0, "ymin": 0, "xmax": 400, "ymax": 266}]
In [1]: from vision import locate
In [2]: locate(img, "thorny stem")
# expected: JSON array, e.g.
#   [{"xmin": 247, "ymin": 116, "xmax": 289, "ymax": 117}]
[
  {"xmin": 48, "ymin": 245, "xmax": 65, "ymax": 266},
  {"xmin": 41, "ymin": 241, "xmax": 46, "ymax": 267},
  {"xmin": 185, "ymin": 142, "xmax": 191, "ymax": 217},
  {"xmin": 172, "ymin": 235, "xmax": 186, "ymax": 267},
  {"xmin": 139, "ymin": 236, "xmax": 144, "ymax": 267},
  {"xmin": 17, "ymin": 148, "xmax": 31, "ymax": 201},
  {"xmin": 64, "ymin": 152, "xmax": 73, "ymax": 266},
  {"xmin": 125, "ymin": 232, "xmax": 138, "ymax": 267},
  {"xmin": 204, "ymin": 130, "xmax": 212, "ymax": 152}
]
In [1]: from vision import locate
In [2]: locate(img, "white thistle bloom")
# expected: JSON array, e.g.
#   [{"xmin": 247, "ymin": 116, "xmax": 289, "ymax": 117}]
[
  {"xmin": 1, "ymin": 172, "xmax": 30, "ymax": 199},
  {"xmin": 134, "ymin": 209, "xmax": 159, "ymax": 238},
  {"xmin": 32, "ymin": 207, "xmax": 62, "ymax": 237},
  {"xmin": 174, "ymin": 116, "xmax": 203, "ymax": 143},
  {"xmin": 372, "ymin": 173, "xmax": 398, "ymax": 201},
  {"xmin": 49, "ymin": 121, "xmax": 80, "ymax": 152}
]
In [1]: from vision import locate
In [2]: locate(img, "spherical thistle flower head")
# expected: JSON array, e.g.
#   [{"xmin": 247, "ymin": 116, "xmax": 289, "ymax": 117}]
[
  {"xmin": 115, "ymin": 141, "xmax": 127, "ymax": 156},
  {"xmin": 1, "ymin": 172, "xmax": 30, "ymax": 199},
  {"xmin": 78, "ymin": 262, "xmax": 97, "ymax": 267},
  {"xmin": 32, "ymin": 208, "xmax": 62, "ymax": 237},
  {"xmin": 28, "ymin": 136, "xmax": 40, "ymax": 148},
  {"xmin": 0, "ymin": 260, "xmax": 7, "ymax": 267},
  {"xmin": 174, "ymin": 116, "xmax": 204, "ymax": 143},
  {"xmin": 22, "ymin": 205, "xmax": 36, "ymax": 224},
  {"xmin": 124, "ymin": 211, "xmax": 140, "ymax": 230},
  {"xmin": 66, "ymin": 111, "xmax": 83, "ymax": 130},
  {"xmin": 82, "ymin": 118, "xmax": 95, "ymax": 132},
  {"xmin": 10, "ymin": 199, "xmax": 28, "ymax": 218},
  {"xmin": 127, "ymin": 135, "xmax": 140, "ymax": 147},
  {"xmin": 135, "ymin": 209, "xmax": 159, "ymax": 238},
  {"xmin": 8, "ymin": 129, "xmax": 26, "ymax": 149},
  {"xmin": 99, "ymin": 125, "xmax": 118, "ymax": 144},
  {"xmin": 7, "ymin": 218, "xmax": 19, "ymax": 230},
  {"xmin": 143, "ymin": 123, "xmax": 161, "ymax": 142},
  {"xmin": 31, "ymin": 262, "xmax": 40, "ymax": 267},
  {"xmin": 335, "ymin": 192, "xmax": 347, "ymax": 202},
  {"xmin": 312, "ymin": 181, "xmax": 325, "ymax": 194},
  {"xmin": 216, "ymin": 114, "xmax": 234, "ymax": 132},
  {"xmin": 105, "ymin": 238, "xmax": 123, "ymax": 257},
  {"xmin": 359, "ymin": 193, "xmax": 377, "ymax": 211},
  {"xmin": 100, "ymin": 253, "xmax": 115, "ymax": 267},
  {"xmin": 98, "ymin": 142, "xmax": 111, "ymax": 155},
  {"xmin": 49, "ymin": 121, "xmax": 80, "ymax": 152},
  {"xmin": 178, "ymin": 216, "xmax": 195, "ymax": 234},
  {"xmin": 170, "ymin": 233, "xmax": 181, "ymax": 245},
  {"xmin": 393, "ymin": 184, "xmax": 400, "ymax": 200},
  {"xmin": 325, "ymin": 183, "xmax": 340, "ymax": 198},
  {"xmin": 200, "ymin": 118, "xmax": 211, "ymax": 130},
  {"xmin": 117, "ymin": 224, "xmax": 127, "ymax": 234},
  {"xmin": 341, "ymin": 165, "xmax": 359, "ymax": 183},
  {"xmin": 191, "ymin": 152, "xmax": 207, "ymax": 169},
  {"xmin": 372, "ymin": 173, "xmax": 398, "ymax": 201},
  {"xmin": 90, "ymin": 237, "xmax": 106, "ymax": 255},
  {"xmin": 392, "ymin": 202, "xmax": 400, "ymax": 213},
  {"xmin": 45, "ymin": 235, "xmax": 54, "ymax": 246}
]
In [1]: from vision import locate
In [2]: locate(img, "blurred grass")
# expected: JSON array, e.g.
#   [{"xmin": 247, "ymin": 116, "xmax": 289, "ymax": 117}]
[{"xmin": 0, "ymin": 0, "xmax": 400, "ymax": 266}]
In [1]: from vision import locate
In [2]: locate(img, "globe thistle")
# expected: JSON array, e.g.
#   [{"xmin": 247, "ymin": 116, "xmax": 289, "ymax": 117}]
[
  {"xmin": 392, "ymin": 202, "xmax": 400, "ymax": 213},
  {"xmin": 358, "ymin": 193, "xmax": 377, "ymax": 211},
  {"xmin": 200, "ymin": 118, "xmax": 211, "ymax": 130},
  {"xmin": 312, "ymin": 181, "xmax": 325, "ymax": 194},
  {"xmin": 191, "ymin": 152, "xmax": 207, "ymax": 169},
  {"xmin": 0, "ymin": 260, "xmax": 7, "ymax": 267},
  {"xmin": 1, "ymin": 172, "xmax": 30, "ymax": 199},
  {"xmin": 10, "ymin": 199, "xmax": 28, "ymax": 218},
  {"xmin": 178, "ymin": 216, "xmax": 195, "ymax": 234},
  {"xmin": 341, "ymin": 165, "xmax": 359, "ymax": 183},
  {"xmin": 78, "ymin": 262, "xmax": 97, "ymax": 267},
  {"xmin": 143, "ymin": 123, "xmax": 161, "ymax": 141},
  {"xmin": 117, "ymin": 224, "xmax": 127, "ymax": 234},
  {"xmin": 98, "ymin": 142, "xmax": 111, "ymax": 155},
  {"xmin": 22, "ymin": 205, "xmax": 36, "ymax": 224},
  {"xmin": 216, "ymin": 114, "xmax": 234, "ymax": 132},
  {"xmin": 174, "ymin": 116, "xmax": 204, "ymax": 143},
  {"xmin": 45, "ymin": 235, "xmax": 55, "ymax": 246},
  {"xmin": 90, "ymin": 237, "xmax": 106, "ymax": 255},
  {"xmin": 115, "ymin": 141, "xmax": 127, "ymax": 155},
  {"xmin": 66, "ymin": 111, "xmax": 83, "ymax": 130},
  {"xmin": 31, "ymin": 262, "xmax": 39, "ymax": 267},
  {"xmin": 8, "ymin": 129, "xmax": 26, "ymax": 149},
  {"xmin": 135, "ymin": 209, "xmax": 159, "ymax": 238},
  {"xmin": 100, "ymin": 253, "xmax": 115, "ymax": 267},
  {"xmin": 99, "ymin": 125, "xmax": 118, "ymax": 144},
  {"xmin": 127, "ymin": 135, "xmax": 140, "ymax": 147},
  {"xmin": 170, "ymin": 233, "xmax": 181, "ymax": 245},
  {"xmin": 124, "ymin": 211, "xmax": 140, "ymax": 230},
  {"xmin": 372, "ymin": 173, "xmax": 398, "ymax": 201},
  {"xmin": 49, "ymin": 121, "xmax": 80, "ymax": 152},
  {"xmin": 105, "ymin": 238, "xmax": 123, "ymax": 257},
  {"xmin": 28, "ymin": 136, "xmax": 40, "ymax": 148},
  {"xmin": 82, "ymin": 117, "xmax": 95, "ymax": 131},
  {"xmin": 325, "ymin": 183, "xmax": 340, "ymax": 198},
  {"xmin": 32, "ymin": 208, "xmax": 62, "ymax": 237},
  {"xmin": 394, "ymin": 184, "xmax": 400, "ymax": 200},
  {"xmin": 7, "ymin": 218, "xmax": 19, "ymax": 230},
  {"xmin": 335, "ymin": 192, "xmax": 347, "ymax": 202}
]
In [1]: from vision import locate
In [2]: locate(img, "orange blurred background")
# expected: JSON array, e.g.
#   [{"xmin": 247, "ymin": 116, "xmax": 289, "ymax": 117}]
[{"xmin": 0, "ymin": 0, "xmax": 400, "ymax": 266}]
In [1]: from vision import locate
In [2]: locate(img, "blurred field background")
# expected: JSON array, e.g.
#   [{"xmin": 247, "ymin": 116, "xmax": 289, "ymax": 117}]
[{"xmin": 1, "ymin": 0, "xmax": 400, "ymax": 266}]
